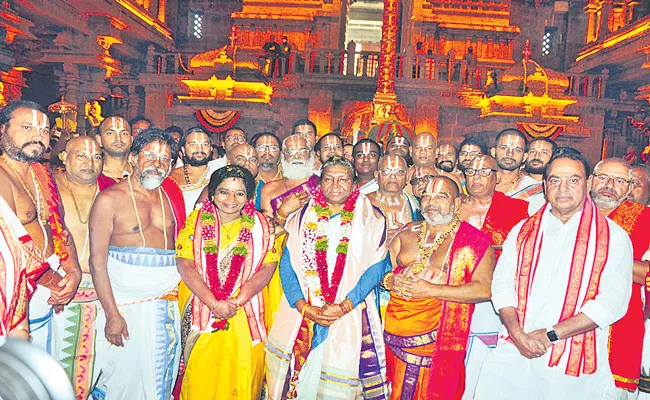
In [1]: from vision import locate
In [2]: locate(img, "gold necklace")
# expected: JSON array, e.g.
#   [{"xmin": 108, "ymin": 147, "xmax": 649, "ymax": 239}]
[
  {"xmin": 1, "ymin": 155, "xmax": 47, "ymax": 224},
  {"xmin": 127, "ymin": 176, "xmax": 168, "ymax": 249},
  {"xmin": 411, "ymin": 215, "xmax": 461, "ymax": 274},
  {"xmin": 221, "ymin": 219, "xmax": 241, "ymax": 243},
  {"xmin": 63, "ymin": 175, "xmax": 98, "ymax": 224}
]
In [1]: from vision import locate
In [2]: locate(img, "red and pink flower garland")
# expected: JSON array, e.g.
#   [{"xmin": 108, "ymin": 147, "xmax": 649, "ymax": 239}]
[
  {"xmin": 311, "ymin": 186, "xmax": 360, "ymax": 303},
  {"xmin": 199, "ymin": 198, "xmax": 256, "ymax": 330}
]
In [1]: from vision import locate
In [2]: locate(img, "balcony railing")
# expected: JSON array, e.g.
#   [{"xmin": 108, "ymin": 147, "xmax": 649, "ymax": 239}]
[{"xmin": 148, "ymin": 47, "xmax": 608, "ymax": 99}]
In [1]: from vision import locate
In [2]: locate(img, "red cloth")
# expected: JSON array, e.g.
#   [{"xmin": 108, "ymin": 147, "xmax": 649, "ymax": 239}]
[
  {"xmin": 482, "ymin": 191, "xmax": 529, "ymax": 259},
  {"xmin": 608, "ymin": 200, "xmax": 650, "ymax": 391},
  {"xmin": 426, "ymin": 221, "xmax": 492, "ymax": 399},
  {"xmin": 97, "ymin": 173, "xmax": 117, "ymax": 191}
]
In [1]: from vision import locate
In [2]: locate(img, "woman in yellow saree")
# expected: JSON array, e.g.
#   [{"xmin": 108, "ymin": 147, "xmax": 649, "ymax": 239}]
[{"xmin": 175, "ymin": 165, "xmax": 284, "ymax": 399}]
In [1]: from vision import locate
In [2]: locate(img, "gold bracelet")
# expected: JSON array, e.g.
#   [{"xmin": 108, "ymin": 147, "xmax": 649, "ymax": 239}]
[
  {"xmin": 345, "ymin": 298, "xmax": 353, "ymax": 313},
  {"xmin": 11, "ymin": 327, "xmax": 30, "ymax": 335},
  {"xmin": 300, "ymin": 305, "xmax": 310, "ymax": 317},
  {"xmin": 381, "ymin": 272, "xmax": 394, "ymax": 290}
]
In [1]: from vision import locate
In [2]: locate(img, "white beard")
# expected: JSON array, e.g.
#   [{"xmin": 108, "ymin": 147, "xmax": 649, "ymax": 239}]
[
  {"xmin": 423, "ymin": 210, "xmax": 455, "ymax": 226},
  {"xmin": 139, "ymin": 166, "xmax": 168, "ymax": 190},
  {"xmin": 282, "ymin": 155, "xmax": 315, "ymax": 180}
]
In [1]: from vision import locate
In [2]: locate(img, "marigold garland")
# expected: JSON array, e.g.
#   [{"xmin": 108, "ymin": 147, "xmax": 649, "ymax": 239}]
[
  {"xmin": 311, "ymin": 186, "xmax": 360, "ymax": 303},
  {"xmin": 36, "ymin": 165, "xmax": 70, "ymax": 262},
  {"xmin": 199, "ymin": 198, "xmax": 256, "ymax": 330}
]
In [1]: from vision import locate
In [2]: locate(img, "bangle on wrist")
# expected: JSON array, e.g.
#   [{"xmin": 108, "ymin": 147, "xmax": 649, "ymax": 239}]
[
  {"xmin": 381, "ymin": 272, "xmax": 394, "ymax": 290},
  {"xmin": 301, "ymin": 304, "xmax": 310, "ymax": 317}
]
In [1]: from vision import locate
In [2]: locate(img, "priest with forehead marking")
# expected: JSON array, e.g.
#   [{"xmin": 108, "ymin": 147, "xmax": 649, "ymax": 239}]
[
  {"xmin": 457, "ymin": 154, "xmax": 529, "ymax": 399},
  {"xmin": 52, "ymin": 136, "xmax": 104, "ymax": 398},
  {"xmin": 353, "ymin": 138, "xmax": 382, "ymax": 195},
  {"xmin": 96, "ymin": 116, "xmax": 133, "ymax": 187},
  {"xmin": 383, "ymin": 176, "xmax": 495, "ymax": 399}
]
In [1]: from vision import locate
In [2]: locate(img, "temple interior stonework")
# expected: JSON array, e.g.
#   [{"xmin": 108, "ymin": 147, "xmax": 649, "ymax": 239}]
[{"xmin": 4, "ymin": 0, "xmax": 650, "ymax": 164}]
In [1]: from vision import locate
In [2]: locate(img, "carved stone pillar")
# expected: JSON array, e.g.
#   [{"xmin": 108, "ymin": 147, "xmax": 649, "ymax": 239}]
[{"xmin": 143, "ymin": 84, "xmax": 168, "ymax": 127}]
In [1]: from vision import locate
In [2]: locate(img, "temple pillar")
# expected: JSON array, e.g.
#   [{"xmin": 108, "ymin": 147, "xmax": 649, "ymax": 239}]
[
  {"xmin": 308, "ymin": 90, "xmax": 332, "ymax": 136},
  {"xmin": 599, "ymin": 0, "xmax": 612, "ymax": 40},
  {"xmin": 585, "ymin": 2, "xmax": 598, "ymax": 43},
  {"xmin": 414, "ymin": 99, "xmax": 439, "ymax": 135},
  {"xmin": 127, "ymin": 86, "xmax": 142, "ymax": 120},
  {"xmin": 143, "ymin": 84, "xmax": 168, "ymax": 127}
]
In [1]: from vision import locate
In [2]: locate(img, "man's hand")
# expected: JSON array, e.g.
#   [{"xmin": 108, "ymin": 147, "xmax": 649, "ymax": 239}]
[
  {"xmin": 210, "ymin": 300, "xmax": 238, "ymax": 320},
  {"xmin": 50, "ymin": 271, "xmax": 81, "ymax": 305},
  {"xmin": 319, "ymin": 304, "xmax": 345, "ymax": 320},
  {"xmin": 105, "ymin": 314, "xmax": 129, "ymax": 347},
  {"xmin": 528, "ymin": 328, "xmax": 552, "ymax": 350},
  {"xmin": 510, "ymin": 330, "xmax": 548, "ymax": 359},
  {"xmin": 276, "ymin": 191, "xmax": 310, "ymax": 219},
  {"xmin": 399, "ymin": 275, "xmax": 434, "ymax": 299},
  {"xmin": 304, "ymin": 305, "xmax": 337, "ymax": 327}
]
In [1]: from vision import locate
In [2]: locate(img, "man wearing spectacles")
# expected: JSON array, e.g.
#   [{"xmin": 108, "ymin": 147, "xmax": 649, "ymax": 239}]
[
  {"xmin": 458, "ymin": 137, "xmax": 488, "ymax": 172},
  {"xmin": 251, "ymin": 132, "xmax": 282, "ymax": 185},
  {"xmin": 259, "ymin": 135, "xmax": 319, "ymax": 224},
  {"xmin": 221, "ymin": 127, "xmax": 247, "ymax": 158},
  {"xmin": 476, "ymin": 149, "xmax": 633, "ymax": 400},
  {"xmin": 458, "ymin": 154, "xmax": 529, "ymax": 399},
  {"xmin": 588, "ymin": 158, "xmax": 650, "ymax": 396},
  {"xmin": 409, "ymin": 166, "xmax": 437, "ymax": 199}
]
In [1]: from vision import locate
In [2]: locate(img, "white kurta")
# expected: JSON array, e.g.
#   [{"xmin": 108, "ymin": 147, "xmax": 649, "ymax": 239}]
[{"xmin": 475, "ymin": 206, "xmax": 633, "ymax": 400}]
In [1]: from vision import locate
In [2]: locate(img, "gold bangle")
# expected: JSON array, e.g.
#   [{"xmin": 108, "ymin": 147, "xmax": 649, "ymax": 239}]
[
  {"xmin": 11, "ymin": 327, "xmax": 30, "ymax": 335},
  {"xmin": 381, "ymin": 272, "xmax": 394, "ymax": 290},
  {"xmin": 300, "ymin": 305, "xmax": 310, "ymax": 317},
  {"xmin": 345, "ymin": 298, "xmax": 353, "ymax": 312}
]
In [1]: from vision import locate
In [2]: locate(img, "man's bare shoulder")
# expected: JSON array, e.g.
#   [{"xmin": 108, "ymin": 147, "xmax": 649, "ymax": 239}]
[
  {"xmin": 96, "ymin": 180, "xmax": 129, "ymax": 198},
  {"xmin": 169, "ymin": 167, "xmax": 184, "ymax": 184},
  {"xmin": 261, "ymin": 180, "xmax": 284, "ymax": 195}
]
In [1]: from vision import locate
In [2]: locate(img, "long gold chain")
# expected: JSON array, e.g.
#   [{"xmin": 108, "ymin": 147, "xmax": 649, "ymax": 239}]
[
  {"xmin": 63, "ymin": 175, "xmax": 98, "ymax": 224},
  {"xmin": 1, "ymin": 155, "xmax": 47, "ymax": 224},
  {"xmin": 411, "ymin": 215, "xmax": 461, "ymax": 274},
  {"xmin": 127, "ymin": 176, "xmax": 168, "ymax": 249}
]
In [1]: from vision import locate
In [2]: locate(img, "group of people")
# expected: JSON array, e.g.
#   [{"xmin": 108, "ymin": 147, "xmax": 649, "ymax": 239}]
[{"xmin": 1, "ymin": 98, "xmax": 650, "ymax": 400}]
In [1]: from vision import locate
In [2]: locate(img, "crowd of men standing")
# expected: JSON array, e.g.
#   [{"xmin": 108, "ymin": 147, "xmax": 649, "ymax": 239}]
[{"xmin": 0, "ymin": 98, "xmax": 649, "ymax": 400}]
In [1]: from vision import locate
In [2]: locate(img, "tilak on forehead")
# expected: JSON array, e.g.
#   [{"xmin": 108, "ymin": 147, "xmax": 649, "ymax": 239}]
[
  {"xmin": 392, "ymin": 136, "xmax": 407, "ymax": 146},
  {"xmin": 415, "ymin": 133, "xmax": 435, "ymax": 146},
  {"xmin": 413, "ymin": 166, "xmax": 433, "ymax": 178},
  {"xmin": 500, "ymin": 134, "xmax": 525, "ymax": 149},
  {"xmin": 359, "ymin": 142, "xmax": 376, "ymax": 154},
  {"xmin": 286, "ymin": 134, "xmax": 309, "ymax": 147},
  {"xmin": 238, "ymin": 145, "xmax": 256, "ymax": 158},
  {"xmin": 383, "ymin": 155, "xmax": 405, "ymax": 168},
  {"xmin": 470, "ymin": 155, "xmax": 495, "ymax": 170},
  {"xmin": 424, "ymin": 178, "xmax": 450, "ymax": 196},
  {"xmin": 30, "ymin": 109, "xmax": 49, "ymax": 128}
]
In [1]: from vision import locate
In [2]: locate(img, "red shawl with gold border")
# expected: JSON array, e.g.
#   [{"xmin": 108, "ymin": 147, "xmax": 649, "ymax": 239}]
[
  {"xmin": 608, "ymin": 200, "xmax": 650, "ymax": 391},
  {"xmin": 482, "ymin": 191, "xmax": 529, "ymax": 259}
]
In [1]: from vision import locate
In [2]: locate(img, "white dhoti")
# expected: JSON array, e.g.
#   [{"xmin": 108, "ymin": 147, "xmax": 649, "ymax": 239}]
[
  {"xmin": 28, "ymin": 253, "xmax": 61, "ymax": 354},
  {"xmin": 463, "ymin": 301, "xmax": 500, "ymax": 400},
  {"xmin": 91, "ymin": 246, "xmax": 181, "ymax": 400}
]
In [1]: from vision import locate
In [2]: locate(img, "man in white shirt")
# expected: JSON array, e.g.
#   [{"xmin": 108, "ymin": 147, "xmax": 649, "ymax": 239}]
[{"xmin": 475, "ymin": 147, "xmax": 633, "ymax": 400}]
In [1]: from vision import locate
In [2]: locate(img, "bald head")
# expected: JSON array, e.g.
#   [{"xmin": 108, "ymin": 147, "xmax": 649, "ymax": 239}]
[
  {"xmin": 411, "ymin": 132, "xmax": 437, "ymax": 167},
  {"xmin": 63, "ymin": 136, "xmax": 103, "ymax": 184},
  {"xmin": 424, "ymin": 175, "xmax": 460, "ymax": 198},
  {"xmin": 229, "ymin": 143, "xmax": 259, "ymax": 177},
  {"xmin": 465, "ymin": 155, "xmax": 499, "ymax": 199}
]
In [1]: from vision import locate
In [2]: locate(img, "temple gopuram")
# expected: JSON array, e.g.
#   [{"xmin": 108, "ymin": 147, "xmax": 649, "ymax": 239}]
[{"xmin": 4, "ymin": 0, "xmax": 650, "ymax": 164}]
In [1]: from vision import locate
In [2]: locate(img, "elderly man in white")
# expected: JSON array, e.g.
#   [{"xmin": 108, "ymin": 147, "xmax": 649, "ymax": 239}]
[{"xmin": 474, "ymin": 148, "xmax": 633, "ymax": 400}]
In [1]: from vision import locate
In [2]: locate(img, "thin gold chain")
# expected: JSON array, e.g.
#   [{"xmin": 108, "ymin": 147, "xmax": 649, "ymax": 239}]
[
  {"xmin": 127, "ymin": 176, "xmax": 168, "ymax": 249},
  {"xmin": 63, "ymin": 175, "xmax": 98, "ymax": 224}
]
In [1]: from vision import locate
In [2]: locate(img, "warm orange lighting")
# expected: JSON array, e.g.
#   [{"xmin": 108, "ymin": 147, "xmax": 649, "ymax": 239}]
[
  {"xmin": 114, "ymin": 0, "xmax": 172, "ymax": 40},
  {"xmin": 180, "ymin": 75, "xmax": 272, "ymax": 104},
  {"xmin": 576, "ymin": 19, "xmax": 650, "ymax": 62},
  {"xmin": 477, "ymin": 92, "xmax": 578, "ymax": 121},
  {"xmin": 12, "ymin": 66, "xmax": 30, "ymax": 72}
]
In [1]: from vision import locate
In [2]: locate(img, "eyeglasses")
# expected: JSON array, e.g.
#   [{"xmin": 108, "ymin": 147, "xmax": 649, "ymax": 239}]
[
  {"xmin": 379, "ymin": 168, "xmax": 406, "ymax": 177},
  {"xmin": 141, "ymin": 151, "xmax": 172, "ymax": 165},
  {"xmin": 256, "ymin": 145, "xmax": 279, "ymax": 153},
  {"xmin": 459, "ymin": 151, "xmax": 481, "ymax": 157},
  {"xmin": 410, "ymin": 175, "xmax": 435, "ymax": 185},
  {"xmin": 464, "ymin": 168, "xmax": 495, "ymax": 177},
  {"xmin": 234, "ymin": 156, "xmax": 259, "ymax": 165},
  {"xmin": 225, "ymin": 135, "xmax": 246, "ymax": 143},
  {"xmin": 592, "ymin": 173, "xmax": 630, "ymax": 187},
  {"xmin": 283, "ymin": 148, "xmax": 311, "ymax": 157}
]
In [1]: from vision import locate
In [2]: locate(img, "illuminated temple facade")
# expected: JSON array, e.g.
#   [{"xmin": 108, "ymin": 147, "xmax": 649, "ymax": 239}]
[{"xmin": 5, "ymin": 0, "xmax": 650, "ymax": 164}]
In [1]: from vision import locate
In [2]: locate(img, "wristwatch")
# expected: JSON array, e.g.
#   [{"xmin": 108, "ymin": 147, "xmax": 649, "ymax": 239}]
[{"xmin": 546, "ymin": 327, "xmax": 560, "ymax": 343}]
